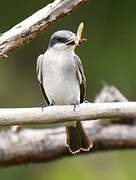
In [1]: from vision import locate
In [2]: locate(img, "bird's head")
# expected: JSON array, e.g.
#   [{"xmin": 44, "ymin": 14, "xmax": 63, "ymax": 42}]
[{"xmin": 48, "ymin": 30, "xmax": 85, "ymax": 52}]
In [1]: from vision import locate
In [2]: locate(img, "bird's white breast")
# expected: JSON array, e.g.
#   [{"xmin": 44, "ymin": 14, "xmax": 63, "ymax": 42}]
[{"xmin": 42, "ymin": 49, "xmax": 80, "ymax": 105}]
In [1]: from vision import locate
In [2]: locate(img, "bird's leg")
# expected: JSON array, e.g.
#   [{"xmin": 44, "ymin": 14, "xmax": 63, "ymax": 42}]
[
  {"xmin": 71, "ymin": 101, "xmax": 79, "ymax": 112},
  {"xmin": 39, "ymin": 103, "xmax": 47, "ymax": 111},
  {"xmin": 39, "ymin": 103, "xmax": 46, "ymax": 108}
]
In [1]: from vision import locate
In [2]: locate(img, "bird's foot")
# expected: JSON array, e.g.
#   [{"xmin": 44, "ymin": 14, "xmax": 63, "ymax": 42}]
[
  {"xmin": 39, "ymin": 103, "xmax": 46, "ymax": 111},
  {"xmin": 71, "ymin": 102, "xmax": 79, "ymax": 112}
]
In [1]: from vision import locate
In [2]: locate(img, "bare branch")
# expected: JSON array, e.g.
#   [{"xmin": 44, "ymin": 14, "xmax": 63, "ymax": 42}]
[
  {"xmin": 0, "ymin": 0, "xmax": 87, "ymax": 58},
  {"xmin": 94, "ymin": 85, "xmax": 128, "ymax": 103},
  {"xmin": 0, "ymin": 101, "xmax": 136, "ymax": 126},
  {"xmin": 0, "ymin": 85, "xmax": 136, "ymax": 167},
  {"xmin": 0, "ymin": 123, "xmax": 136, "ymax": 167}
]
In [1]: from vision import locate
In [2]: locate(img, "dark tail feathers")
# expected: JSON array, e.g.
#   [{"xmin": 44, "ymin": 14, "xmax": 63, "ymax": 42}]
[{"xmin": 66, "ymin": 121, "xmax": 93, "ymax": 154}]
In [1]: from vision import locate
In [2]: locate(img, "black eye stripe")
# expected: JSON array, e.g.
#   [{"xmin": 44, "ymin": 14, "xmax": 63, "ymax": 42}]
[
  {"xmin": 57, "ymin": 37, "xmax": 68, "ymax": 43},
  {"xmin": 49, "ymin": 36, "xmax": 69, "ymax": 47}
]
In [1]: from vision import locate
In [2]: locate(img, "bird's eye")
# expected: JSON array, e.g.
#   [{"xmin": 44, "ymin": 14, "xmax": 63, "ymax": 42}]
[
  {"xmin": 57, "ymin": 37, "xmax": 67, "ymax": 43},
  {"xmin": 57, "ymin": 38, "xmax": 62, "ymax": 41},
  {"xmin": 49, "ymin": 36, "xmax": 68, "ymax": 47}
]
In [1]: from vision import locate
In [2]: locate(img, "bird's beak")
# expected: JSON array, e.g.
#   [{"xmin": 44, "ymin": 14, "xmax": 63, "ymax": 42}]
[{"xmin": 65, "ymin": 38, "xmax": 87, "ymax": 47}]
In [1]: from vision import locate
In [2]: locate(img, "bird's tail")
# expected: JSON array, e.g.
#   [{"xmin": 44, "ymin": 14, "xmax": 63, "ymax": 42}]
[{"xmin": 66, "ymin": 121, "xmax": 93, "ymax": 154}]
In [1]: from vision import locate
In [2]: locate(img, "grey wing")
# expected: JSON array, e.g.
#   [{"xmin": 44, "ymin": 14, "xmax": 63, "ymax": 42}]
[
  {"xmin": 36, "ymin": 54, "xmax": 50, "ymax": 105},
  {"xmin": 74, "ymin": 55, "xmax": 86, "ymax": 103}
]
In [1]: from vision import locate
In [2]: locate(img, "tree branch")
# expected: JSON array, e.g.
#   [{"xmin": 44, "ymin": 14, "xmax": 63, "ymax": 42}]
[
  {"xmin": 0, "ymin": 101, "xmax": 136, "ymax": 126},
  {"xmin": 0, "ymin": 123, "xmax": 136, "ymax": 167},
  {"xmin": 0, "ymin": 0, "xmax": 87, "ymax": 58},
  {"xmin": 0, "ymin": 85, "xmax": 136, "ymax": 167}
]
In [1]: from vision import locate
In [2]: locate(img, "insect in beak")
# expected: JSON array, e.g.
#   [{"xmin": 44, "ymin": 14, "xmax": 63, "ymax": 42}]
[
  {"xmin": 75, "ymin": 22, "xmax": 87, "ymax": 47},
  {"xmin": 65, "ymin": 22, "xmax": 87, "ymax": 47},
  {"xmin": 75, "ymin": 38, "xmax": 87, "ymax": 47}
]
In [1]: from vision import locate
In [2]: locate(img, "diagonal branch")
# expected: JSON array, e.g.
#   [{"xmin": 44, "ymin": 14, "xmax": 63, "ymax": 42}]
[{"xmin": 0, "ymin": 0, "xmax": 87, "ymax": 58}]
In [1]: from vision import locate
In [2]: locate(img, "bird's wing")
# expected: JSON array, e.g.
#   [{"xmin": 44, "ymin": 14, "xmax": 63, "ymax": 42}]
[
  {"xmin": 74, "ymin": 55, "xmax": 86, "ymax": 103},
  {"xmin": 36, "ymin": 54, "xmax": 50, "ymax": 105}
]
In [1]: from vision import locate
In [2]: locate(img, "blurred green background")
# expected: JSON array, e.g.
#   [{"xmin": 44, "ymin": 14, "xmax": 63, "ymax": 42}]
[{"xmin": 0, "ymin": 0, "xmax": 136, "ymax": 179}]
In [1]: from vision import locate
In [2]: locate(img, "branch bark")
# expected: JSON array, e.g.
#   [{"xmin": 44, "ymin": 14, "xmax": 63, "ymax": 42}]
[
  {"xmin": 0, "ymin": 85, "xmax": 136, "ymax": 167},
  {"xmin": 0, "ymin": 0, "xmax": 87, "ymax": 58},
  {"xmin": 0, "ymin": 123, "xmax": 136, "ymax": 167},
  {"xmin": 0, "ymin": 101, "xmax": 136, "ymax": 126}
]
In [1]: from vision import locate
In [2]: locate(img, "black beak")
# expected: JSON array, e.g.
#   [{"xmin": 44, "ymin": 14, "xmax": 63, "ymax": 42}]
[{"xmin": 65, "ymin": 38, "xmax": 87, "ymax": 47}]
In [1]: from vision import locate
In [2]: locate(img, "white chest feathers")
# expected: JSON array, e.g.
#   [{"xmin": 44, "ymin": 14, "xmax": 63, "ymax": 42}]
[{"xmin": 42, "ymin": 50, "xmax": 80, "ymax": 105}]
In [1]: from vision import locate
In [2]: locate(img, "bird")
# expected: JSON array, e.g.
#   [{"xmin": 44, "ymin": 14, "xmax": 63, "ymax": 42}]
[{"xmin": 36, "ymin": 28, "xmax": 93, "ymax": 154}]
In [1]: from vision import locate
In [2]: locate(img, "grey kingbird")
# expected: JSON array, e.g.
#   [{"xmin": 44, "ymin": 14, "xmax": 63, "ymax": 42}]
[{"xmin": 36, "ymin": 26, "xmax": 93, "ymax": 154}]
